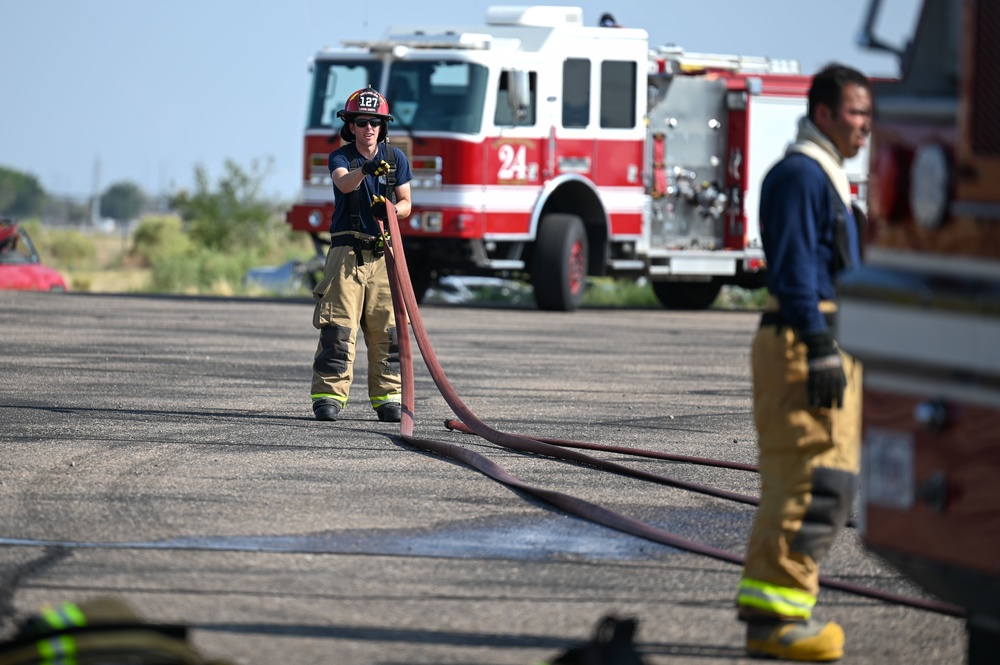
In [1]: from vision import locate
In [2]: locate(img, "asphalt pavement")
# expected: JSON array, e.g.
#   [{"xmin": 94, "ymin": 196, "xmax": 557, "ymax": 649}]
[{"xmin": 0, "ymin": 291, "xmax": 966, "ymax": 664}]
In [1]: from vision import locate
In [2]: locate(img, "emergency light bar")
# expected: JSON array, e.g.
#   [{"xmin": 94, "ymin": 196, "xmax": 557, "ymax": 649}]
[
  {"xmin": 343, "ymin": 32, "xmax": 494, "ymax": 52},
  {"xmin": 651, "ymin": 46, "xmax": 801, "ymax": 75},
  {"xmin": 486, "ymin": 5, "xmax": 583, "ymax": 26}
]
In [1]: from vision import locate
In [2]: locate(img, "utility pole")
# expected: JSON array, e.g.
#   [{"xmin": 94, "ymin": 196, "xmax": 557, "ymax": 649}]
[{"xmin": 89, "ymin": 157, "xmax": 101, "ymax": 229}]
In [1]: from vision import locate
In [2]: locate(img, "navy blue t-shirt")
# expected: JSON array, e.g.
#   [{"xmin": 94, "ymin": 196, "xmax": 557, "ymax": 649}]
[{"xmin": 327, "ymin": 143, "xmax": 412, "ymax": 244}]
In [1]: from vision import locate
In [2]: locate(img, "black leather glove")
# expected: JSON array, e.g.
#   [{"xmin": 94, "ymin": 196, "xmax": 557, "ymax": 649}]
[
  {"xmin": 801, "ymin": 330, "xmax": 846, "ymax": 409},
  {"xmin": 361, "ymin": 159, "xmax": 390, "ymax": 177},
  {"xmin": 370, "ymin": 194, "xmax": 394, "ymax": 220}
]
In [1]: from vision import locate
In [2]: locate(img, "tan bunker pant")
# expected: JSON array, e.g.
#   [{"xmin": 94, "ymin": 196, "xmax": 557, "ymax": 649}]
[
  {"xmin": 310, "ymin": 245, "xmax": 400, "ymax": 410},
  {"xmin": 736, "ymin": 323, "xmax": 862, "ymax": 621}
]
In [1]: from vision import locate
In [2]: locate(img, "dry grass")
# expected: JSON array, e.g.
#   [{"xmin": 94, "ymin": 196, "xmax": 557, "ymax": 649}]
[
  {"xmin": 56, "ymin": 232, "xmax": 152, "ymax": 293},
  {"xmin": 69, "ymin": 267, "xmax": 152, "ymax": 293}
]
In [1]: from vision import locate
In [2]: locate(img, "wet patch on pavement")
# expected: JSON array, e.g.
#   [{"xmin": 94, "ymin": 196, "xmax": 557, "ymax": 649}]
[{"xmin": 0, "ymin": 509, "xmax": 748, "ymax": 562}]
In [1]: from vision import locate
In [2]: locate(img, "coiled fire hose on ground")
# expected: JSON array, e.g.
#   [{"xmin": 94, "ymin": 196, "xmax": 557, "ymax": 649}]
[{"xmin": 375, "ymin": 212, "xmax": 963, "ymax": 619}]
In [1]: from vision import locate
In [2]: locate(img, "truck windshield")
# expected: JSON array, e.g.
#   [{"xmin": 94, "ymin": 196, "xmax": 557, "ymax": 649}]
[
  {"xmin": 385, "ymin": 60, "xmax": 488, "ymax": 134},
  {"xmin": 307, "ymin": 60, "xmax": 384, "ymax": 130}
]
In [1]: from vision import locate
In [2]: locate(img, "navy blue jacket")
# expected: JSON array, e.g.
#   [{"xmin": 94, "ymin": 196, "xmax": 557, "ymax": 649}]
[{"xmin": 759, "ymin": 152, "xmax": 861, "ymax": 335}]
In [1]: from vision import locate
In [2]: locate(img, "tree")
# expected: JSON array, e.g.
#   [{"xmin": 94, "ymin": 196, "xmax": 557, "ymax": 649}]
[
  {"xmin": 170, "ymin": 158, "xmax": 276, "ymax": 251},
  {"xmin": 100, "ymin": 181, "xmax": 146, "ymax": 222},
  {"xmin": 0, "ymin": 165, "xmax": 45, "ymax": 217}
]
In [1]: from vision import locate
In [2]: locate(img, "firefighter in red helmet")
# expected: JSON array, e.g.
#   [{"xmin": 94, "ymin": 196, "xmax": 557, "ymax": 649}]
[{"xmin": 309, "ymin": 86, "xmax": 413, "ymax": 423}]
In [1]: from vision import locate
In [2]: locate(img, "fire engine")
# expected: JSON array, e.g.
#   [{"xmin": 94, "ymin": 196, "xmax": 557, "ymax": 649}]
[
  {"xmin": 840, "ymin": 0, "xmax": 1000, "ymax": 661},
  {"xmin": 285, "ymin": 6, "xmax": 867, "ymax": 311}
]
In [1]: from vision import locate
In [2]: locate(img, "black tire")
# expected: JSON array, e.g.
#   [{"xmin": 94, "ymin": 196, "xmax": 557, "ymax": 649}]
[
  {"xmin": 652, "ymin": 280, "xmax": 722, "ymax": 310},
  {"xmin": 532, "ymin": 214, "xmax": 588, "ymax": 312}
]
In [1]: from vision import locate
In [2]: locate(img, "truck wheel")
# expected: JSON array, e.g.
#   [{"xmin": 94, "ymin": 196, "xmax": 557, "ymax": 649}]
[
  {"xmin": 652, "ymin": 280, "xmax": 722, "ymax": 310},
  {"xmin": 532, "ymin": 214, "xmax": 588, "ymax": 312}
]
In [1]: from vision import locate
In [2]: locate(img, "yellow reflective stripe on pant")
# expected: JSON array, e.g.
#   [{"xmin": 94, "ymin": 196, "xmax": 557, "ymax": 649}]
[
  {"xmin": 369, "ymin": 393, "xmax": 401, "ymax": 409},
  {"xmin": 39, "ymin": 603, "xmax": 87, "ymax": 631},
  {"xmin": 36, "ymin": 635, "xmax": 77, "ymax": 664},
  {"xmin": 737, "ymin": 578, "xmax": 816, "ymax": 619},
  {"xmin": 310, "ymin": 393, "xmax": 347, "ymax": 407}
]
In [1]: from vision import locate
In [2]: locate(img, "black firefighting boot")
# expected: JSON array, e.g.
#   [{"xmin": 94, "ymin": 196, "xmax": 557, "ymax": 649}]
[
  {"xmin": 746, "ymin": 618, "xmax": 844, "ymax": 661},
  {"xmin": 312, "ymin": 398, "xmax": 342, "ymax": 422},
  {"xmin": 376, "ymin": 403, "xmax": 401, "ymax": 422}
]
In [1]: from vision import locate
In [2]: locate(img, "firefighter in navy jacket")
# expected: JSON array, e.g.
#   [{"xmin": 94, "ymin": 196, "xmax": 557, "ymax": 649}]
[
  {"xmin": 310, "ymin": 86, "xmax": 412, "ymax": 423},
  {"xmin": 735, "ymin": 64, "xmax": 871, "ymax": 662}
]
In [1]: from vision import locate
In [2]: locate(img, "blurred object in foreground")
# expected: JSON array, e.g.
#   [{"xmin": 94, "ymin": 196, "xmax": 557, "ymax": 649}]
[
  {"xmin": 0, "ymin": 596, "xmax": 233, "ymax": 665},
  {"xmin": 541, "ymin": 615, "xmax": 647, "ymax": 665}
]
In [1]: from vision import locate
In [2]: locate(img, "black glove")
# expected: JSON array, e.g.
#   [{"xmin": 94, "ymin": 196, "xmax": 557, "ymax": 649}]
[
  {"xmin": 361, "ymin": 159, "xmax": 390, "ymax": 177},
  {"xmin": 370, "ymin": 194, "xmax": 393, "ymax": 220},
  {"xmin": 801, "ymin": 330, "xmax": 846, "ymax": 409}
]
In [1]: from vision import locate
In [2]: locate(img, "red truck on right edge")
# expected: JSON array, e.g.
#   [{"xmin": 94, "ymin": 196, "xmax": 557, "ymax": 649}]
[{"xmin": 840, "ymin": 0, "xmax": 1000, "ymax": 662}]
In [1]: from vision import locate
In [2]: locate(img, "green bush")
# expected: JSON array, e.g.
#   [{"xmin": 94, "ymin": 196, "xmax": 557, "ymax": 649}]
[
  {"xmin": 145, "ymin": 245, "xmax": 197, "ymax": 294},
  {"xmin": 583, "ymin": 278, "xmax": 659, "ymax": 307},
  {"xmin": 128, "ymin": 209, "xmax": 313, "ymax": 295},
  {"xmin": 130, "ymin": 215, "xmax": 190, "ymax": 266},
  {"xmin": 269, "ymin": 224, "xmax": 315, "ymax": 263},
  {"xmin": 578, "ymin": 279, "xmax": 768, "ymax": 310},
  {"xmin": 172, "ymin": 159, "xmax": 275, "ymax": 252},
  {"xmin": 18, "ymin": 218, "xmax": 44, "ymax": 242},
  {"xmin": 147, "ymin": 245, "xmax": 245, "ymax": 295},
  {"xmin": 46, "ymin": 228, "xmax": 97, "ymax": 268}
]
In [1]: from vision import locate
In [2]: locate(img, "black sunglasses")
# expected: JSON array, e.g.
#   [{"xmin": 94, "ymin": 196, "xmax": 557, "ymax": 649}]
[{"xmin": 353, "ymin": 118, "xmax": 382, "ymax": 128}]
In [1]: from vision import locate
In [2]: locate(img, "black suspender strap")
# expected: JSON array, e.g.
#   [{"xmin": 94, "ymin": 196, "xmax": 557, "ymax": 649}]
[{"xmin": 826, "ymin": 179, "xmax": 855, "ymax": 274}]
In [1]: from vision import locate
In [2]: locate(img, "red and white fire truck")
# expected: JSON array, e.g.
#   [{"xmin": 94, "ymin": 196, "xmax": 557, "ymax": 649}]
[
  {"xmin": 285, "ymin": 6, "xmax": 867, "ymax": 311},
  {"xmin": 840, "ymin": 0, "xmax": 1000, "ymax": 660}
]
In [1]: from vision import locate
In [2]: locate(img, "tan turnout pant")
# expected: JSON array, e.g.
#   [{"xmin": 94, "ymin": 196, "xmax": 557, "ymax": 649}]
[
  {"xmin": 737, "ymin": 323, "xmax": 862, "ymax": 620},
  {"xmin": 310, "ymin": 244, "xmax": 400, "ymax": 410}
]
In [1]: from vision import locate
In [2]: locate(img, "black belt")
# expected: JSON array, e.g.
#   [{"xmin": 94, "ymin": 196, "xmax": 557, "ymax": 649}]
[
  {"xmin": 329, "ymin": 234, "xmax": 380, "ymax": 250},
  {"xmin": 354, "ymin": 237, "xmax": 379, "ymax": 251},
  {"xmin": 759, "ymin": 311, "xmax": 837, "ymax": 329},
  {"xmin": 353, "ymin": 236, "xmax": 386, "ymax": 267}
]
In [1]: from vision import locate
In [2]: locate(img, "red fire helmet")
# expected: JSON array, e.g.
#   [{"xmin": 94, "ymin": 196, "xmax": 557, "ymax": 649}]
[{"xmin": 337, "ymin": 86, "xmax": 394, "ymax": 122}]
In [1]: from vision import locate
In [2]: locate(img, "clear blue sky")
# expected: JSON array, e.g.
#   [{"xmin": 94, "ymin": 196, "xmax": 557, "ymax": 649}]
[{"xmin": 1, "ymin": 0, "xmax": 921, "ymax": 203}]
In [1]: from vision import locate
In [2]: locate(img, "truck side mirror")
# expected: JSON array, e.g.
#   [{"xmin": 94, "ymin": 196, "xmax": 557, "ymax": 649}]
[{"xmin": 507, "ymin": 69, "xmax": 530, "ymax": 122}]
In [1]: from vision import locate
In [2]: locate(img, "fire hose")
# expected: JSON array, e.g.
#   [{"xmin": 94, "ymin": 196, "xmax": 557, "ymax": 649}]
[{"xmin": 375, "ymin": 210, "xmax": 963, "ymax": 619}]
